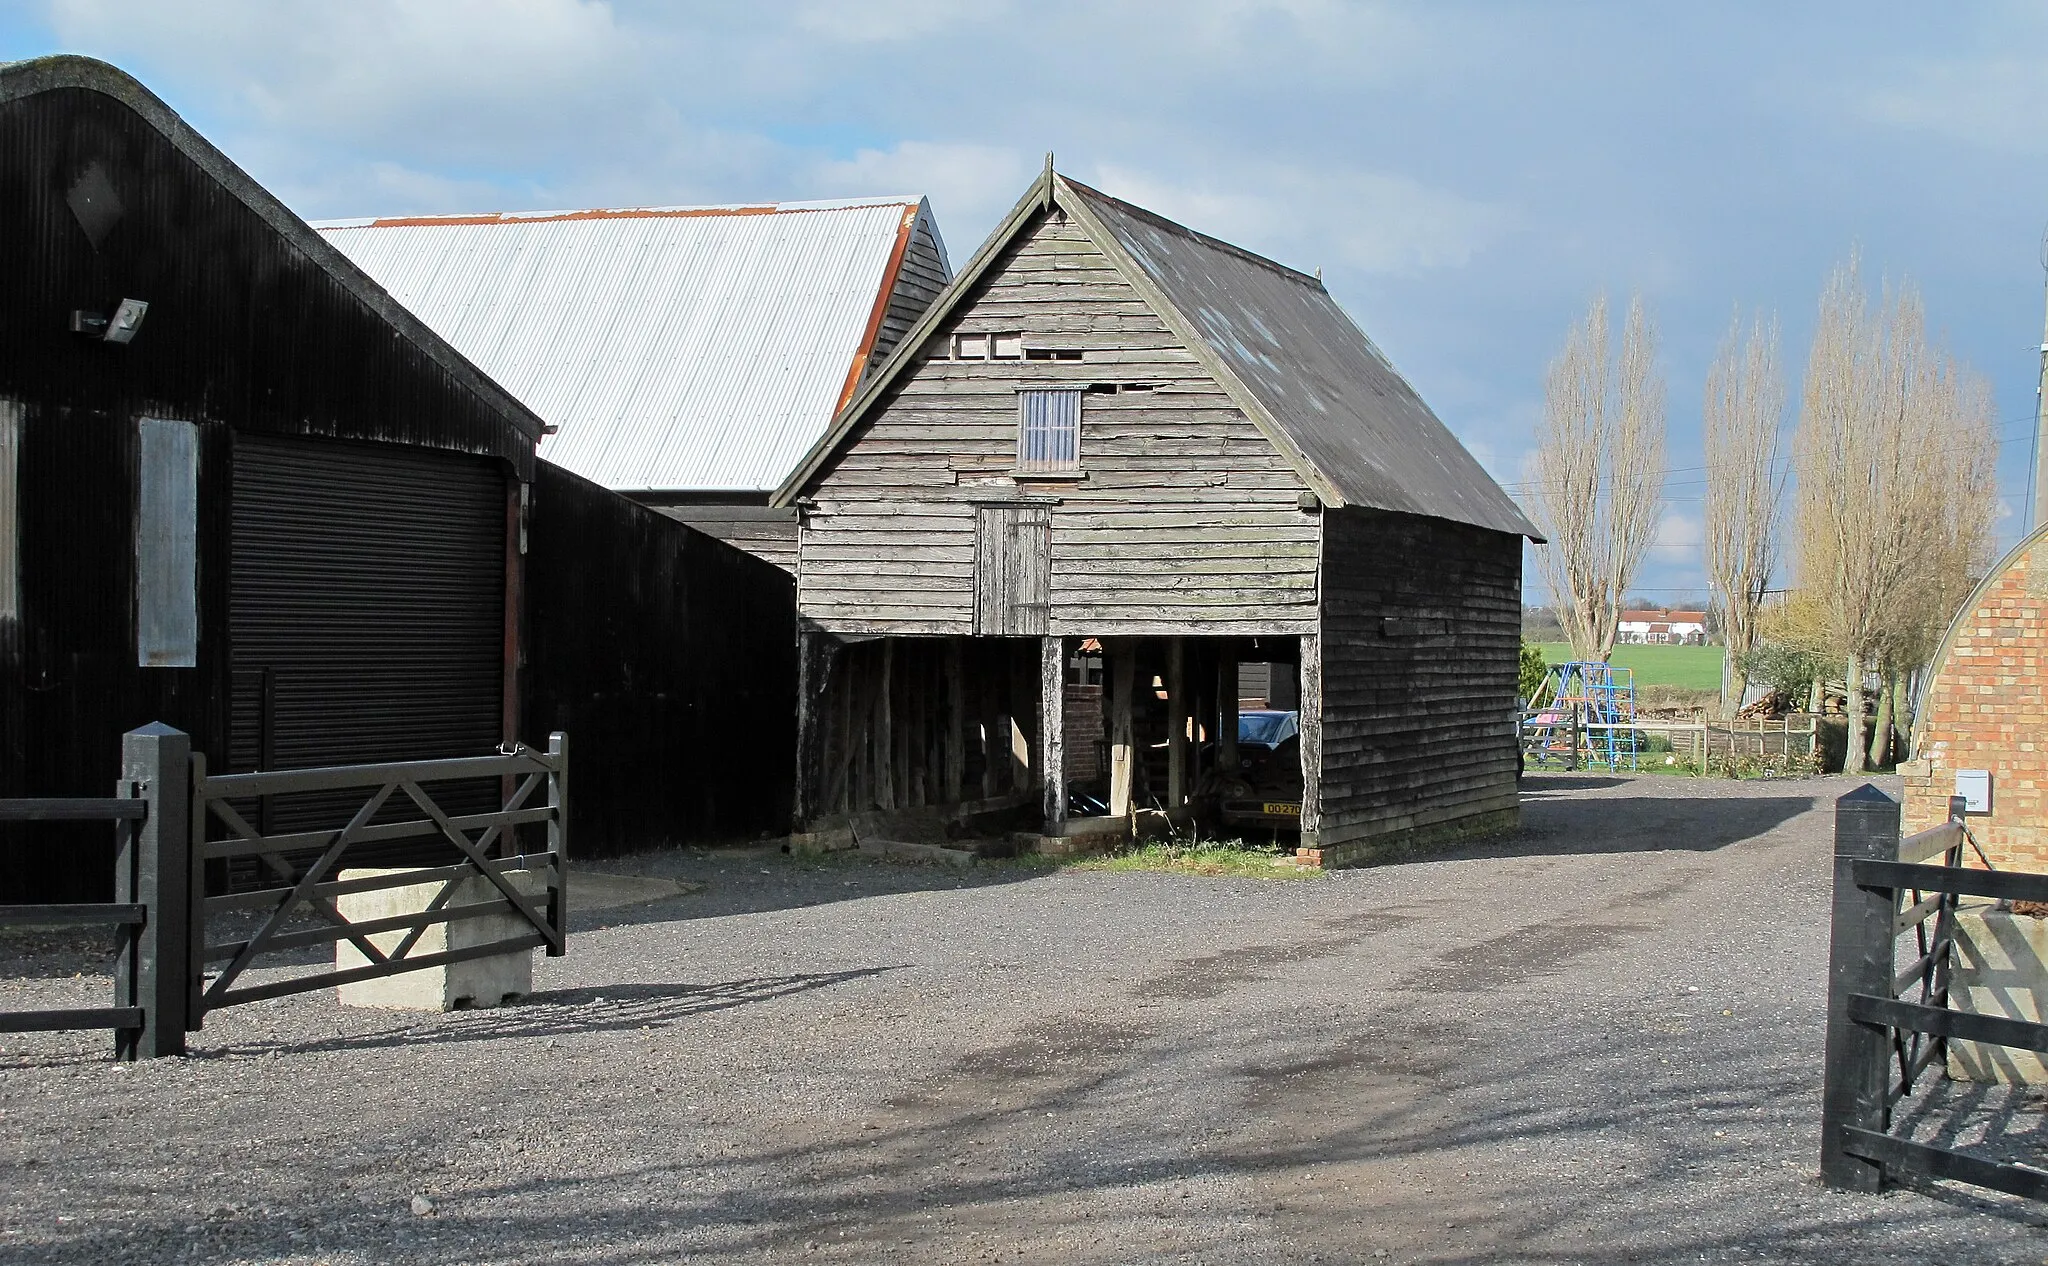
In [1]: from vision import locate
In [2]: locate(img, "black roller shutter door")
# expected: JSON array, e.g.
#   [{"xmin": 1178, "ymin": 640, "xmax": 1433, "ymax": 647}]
[{"xmin": 229, "ymin": 435, "xmax": 504, "ymax": 853}]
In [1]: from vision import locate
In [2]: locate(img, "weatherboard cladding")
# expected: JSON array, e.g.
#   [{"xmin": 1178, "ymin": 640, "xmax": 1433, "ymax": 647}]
[
  {"xmin": 784, "ymin": 172, "xmax": 1532, "ymax": 544},
  {"xmin": 318, "ymin": 198, "xmax": 943, "ymax": 493},
  {"xmin": 797, "ymin": 209, "xmax": 1319, "ymax": 636}
]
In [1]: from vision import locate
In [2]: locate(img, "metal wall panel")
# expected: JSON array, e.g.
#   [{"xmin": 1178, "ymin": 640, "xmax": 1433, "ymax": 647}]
[
  {"xmin": 0, "ymin": 400, "xmax": 17, "ymax": 630},
  {"xmin": 134, "ymin": 417, "xmax": 197, "ymax": 667}
]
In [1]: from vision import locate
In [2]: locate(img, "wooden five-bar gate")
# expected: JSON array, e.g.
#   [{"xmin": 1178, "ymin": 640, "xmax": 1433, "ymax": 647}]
[
  {"xmin": 1822, "ymin": 784, "xmax": 2048, "ymax": 1200},
  {"xmin": 0, "ymin": 724, "xmax": 568, "ymax": 1059}
]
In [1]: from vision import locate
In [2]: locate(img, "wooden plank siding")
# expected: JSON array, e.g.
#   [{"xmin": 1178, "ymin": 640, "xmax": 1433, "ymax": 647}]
[
  {"xmin": 1308, "ymin": 508, "xmax": 1522, "ymax": 863},
  {"xmin": 871, "ymin": 211, "xmax": 950, "ymax": 367},
  {"xmin": 798, "ymin": 209, "xmax": 1318, "ymax": 637}
]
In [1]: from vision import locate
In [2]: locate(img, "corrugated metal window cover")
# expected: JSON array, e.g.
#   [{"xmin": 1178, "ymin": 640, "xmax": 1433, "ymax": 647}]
[{"xmin": 229, "ymin": 435, "xmax": 505, "ymax": 866}]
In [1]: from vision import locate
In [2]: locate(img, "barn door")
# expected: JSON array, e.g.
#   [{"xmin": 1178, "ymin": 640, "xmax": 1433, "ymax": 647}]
[{"xmin": 974, "ymin": 505, "xmax": 1050, "ymax": 635}]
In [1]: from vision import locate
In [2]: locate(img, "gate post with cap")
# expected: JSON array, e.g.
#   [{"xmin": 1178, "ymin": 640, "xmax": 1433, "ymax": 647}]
[
  {"xmin": 1819, "ymin": 782, "xmax": 1900, "ymax": 1191},
  {"xmin": 119, "ymin": 724, "xmax": 191, "ymax": 1059}
]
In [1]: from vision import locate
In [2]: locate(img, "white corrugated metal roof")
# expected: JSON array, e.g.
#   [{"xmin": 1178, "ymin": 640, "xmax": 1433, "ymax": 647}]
[{"xmin": 316, "ymin": 197, "xmax": 927, "ymax": 492}]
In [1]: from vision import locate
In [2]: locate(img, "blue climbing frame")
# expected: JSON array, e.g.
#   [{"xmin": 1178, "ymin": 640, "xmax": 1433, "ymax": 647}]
[{"xmin": 1521, "ymin": 660, "xmax": 1638, "ymax": 771}]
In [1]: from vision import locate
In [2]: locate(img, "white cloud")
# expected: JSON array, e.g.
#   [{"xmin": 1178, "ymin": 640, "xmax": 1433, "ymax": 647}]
[
  {"xmin": 1856, "ymin": 56, "xmax": 2048, "ymax": 155},
  {"xmin": 792, "ymin": 0, "xmax": 1009, "ymax": 43},
  {"xmin": 811, "ymin": 141, "xmax": 1035, "ymax": 252},
  {"xmin": 1089, "ymin": 161, "xmax": 1514, "ymax": 277},
  {"xmin": 1653, "ymin": 511, "xmax": 1703, "ymax": 552},
  {"xmin": 50, "ymin": 0, "xmax": 643, "ymax": 160}
]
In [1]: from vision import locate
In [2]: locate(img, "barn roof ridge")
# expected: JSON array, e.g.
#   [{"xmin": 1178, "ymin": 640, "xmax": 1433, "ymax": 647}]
[
  {"xmin": 311, "ymin": 195, "xmax": 928, "ymax": 231},
  {"xmin": 774, "ymin": 166, "xmax": 1540, "ymax": 541},
  {"xmin": 0, "ymin": 54, "xmax": 549, "ymax": 446}
]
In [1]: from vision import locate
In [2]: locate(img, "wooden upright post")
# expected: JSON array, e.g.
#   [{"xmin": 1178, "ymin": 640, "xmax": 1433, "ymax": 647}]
[
  {"xmin": 943, "ymin": 641, "xmax": 966, "ymax": 803},
  {"xmin": 1109, "ymin": 641, "xmax": 1135, "ymax": 819},
  {"xmin": 876, "ymin": 639, "xmax": 896, "ymax": 810},
  {"xmin": 1167, "ymin": 637, "xmax": 1188, "ymax": 808},
  {"xmin": 1041, "ymin": 635, "xmax": 1067, "ymax": 834},
  {"xmin": 1819, "ymin": 784, "xmax": 1902, "ymax": 1193},
  {"xmin": 1217, "ymin": 650, "xmax": 1240, "ymax": 784},
  {"xmin": 1298, "ymin": 634, "xmax": 1322, "ymax": 839}
]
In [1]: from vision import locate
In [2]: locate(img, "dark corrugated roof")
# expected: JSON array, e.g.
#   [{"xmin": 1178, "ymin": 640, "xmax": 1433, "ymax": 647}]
[{"xmin": 1061, "ymin": 178, "xmax": 1538, "ymax": 539}]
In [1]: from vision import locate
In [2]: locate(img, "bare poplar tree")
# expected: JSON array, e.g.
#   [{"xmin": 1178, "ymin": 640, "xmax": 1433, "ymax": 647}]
[
  {"xmin": 1528, "ymin": 294, "xmax": 1667, "ymax": 661},
  {"xmin": 1703, "ymin": 313, "xmax": 1785, "ymax": 718},
  {"xmin": 1794, "ymin": 257, "xmax": 1997, "ymax": 773}
]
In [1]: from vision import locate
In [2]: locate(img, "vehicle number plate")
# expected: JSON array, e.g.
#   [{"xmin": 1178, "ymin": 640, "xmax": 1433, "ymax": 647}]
[{"xmin": 1263, "ymin": 801, "xmax": 1301, "ymax": 816}]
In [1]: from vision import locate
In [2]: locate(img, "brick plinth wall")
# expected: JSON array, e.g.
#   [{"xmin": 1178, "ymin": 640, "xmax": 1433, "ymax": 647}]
[{"xmin": 1901, "ymin": 532, "xmax": 2048, "ymax": 871}]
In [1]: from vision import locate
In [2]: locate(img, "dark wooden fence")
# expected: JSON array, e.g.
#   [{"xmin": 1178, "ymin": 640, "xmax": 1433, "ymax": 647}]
[
  {"xmin": 522, "ymin": 459, "xmax": 795, "ymax": 855},
  {"xmin": 1821, "ymin": 785, "xmax": 2048, "ymax": 1200},
  {"xmin": 0, "ymin": 724, "xmax": 567, "ymax": 1059}
]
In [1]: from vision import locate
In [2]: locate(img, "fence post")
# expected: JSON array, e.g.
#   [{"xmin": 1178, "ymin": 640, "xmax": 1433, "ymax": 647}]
[
  {"xmin": 546, "ymin": 731, "xmax": 568, "ymax": 957},
  {"xmin": 1820, "ymin": 782, "xmax": 1900, "ymax": 1191},
  {"xmin": 110, "ymin": 774, "xmax": 144, "ymax": 1060},
  {"xmin": 121, "ymin": 724, "xmax": 191, "ymax": 1059}
]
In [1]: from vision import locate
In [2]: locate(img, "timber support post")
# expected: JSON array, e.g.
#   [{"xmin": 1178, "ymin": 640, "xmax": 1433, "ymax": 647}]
[
  {"xmin": 1819, "ymin": 783, "xmax": 1901, "ymax": 1192},
  {"xmin": 1167, "ymin": 637, "xmax": 1188, "ymax": 809},
  {"xmin": 1299, "ymin": 634, "xmax": 1322, "ymax": 841},
  {"xmin": 117, "ymin": 724, "xmax": 191, "ymax": 1060},
  {"xmin": 1041, "ymin": 635, "xmax": 1067, "ymax": 834},
  {"xmin": 1217, "ymin": 651, "xmax": 1239, "ymax": 783},
  {"xmin": 1109, "ymin": 640, "xmax": 1135, "ymax": 819}
]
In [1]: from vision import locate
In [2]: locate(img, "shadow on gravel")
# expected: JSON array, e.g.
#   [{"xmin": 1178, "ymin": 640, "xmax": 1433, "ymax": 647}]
[
  {"xmin": 1516, "ymin": 775, "xmax": 1629, "ymax": 792},
  {"xmin": 200, "ymin": 968, "xmax": 903, "ymax": 1059},
  {"xmin": 572, "ymin": 846, "xmax": 1062, "ymax": 929},
  {"xmin": 1444, "ymin": 792, "xmax": 1814, "ymax": 861}
]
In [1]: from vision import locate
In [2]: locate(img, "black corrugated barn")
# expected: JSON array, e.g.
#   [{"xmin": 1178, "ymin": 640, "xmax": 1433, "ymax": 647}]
[{"xmin": 0, "ymin": 57, "xmax": 797, "ymax": 899}]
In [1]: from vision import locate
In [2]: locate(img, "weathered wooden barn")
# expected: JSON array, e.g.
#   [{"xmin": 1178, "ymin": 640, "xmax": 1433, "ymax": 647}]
[
  {"xmin": 775, "ymin": 167, "xmax": 1540, "ymax": 867},
  {"xmin": 0, "ymin": 56, "xmax": 795, "ymax": 899},
  {"xmin": 317, "ymin": 197, "xmax": 952, "ymax": 571}
]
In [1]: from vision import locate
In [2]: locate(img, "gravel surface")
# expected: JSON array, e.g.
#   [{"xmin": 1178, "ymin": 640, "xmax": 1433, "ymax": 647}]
[{"xmin": 3, "ymin": 771, "xmax": 2046, "ymax": 1264}]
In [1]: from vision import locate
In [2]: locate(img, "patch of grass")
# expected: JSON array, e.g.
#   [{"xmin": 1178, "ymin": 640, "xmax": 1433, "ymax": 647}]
[
  {"xmin": 1069, "ymin": 840, "xmax": 1318, "ymax": 880},
  {"xmin": 1538, "ymin": 642, "xmax": 1725, "ymax": 692}
]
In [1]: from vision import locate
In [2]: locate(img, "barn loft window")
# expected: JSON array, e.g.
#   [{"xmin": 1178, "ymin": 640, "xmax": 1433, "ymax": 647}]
[
  {"xmin": 136, "ymin": 417, "xmax": 198, "ymax": 667},
  {"xmin": 1017, "ymin": 389, "xmax": 1082, "ymax": 472},
  {"xmin": 949, "ymin": 333, "xmax": 1025, "ymax": 361},
  {"xmin": 1024, "ymin": 347, "xmax": 1084, "ymax": 361}
]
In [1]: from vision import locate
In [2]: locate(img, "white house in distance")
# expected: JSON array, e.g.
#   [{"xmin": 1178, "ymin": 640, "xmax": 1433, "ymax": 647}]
[
  {"xmin": 316, "ymin": 198, "xmax": 951, "ymax": 570},
  {"xmin": 1617, "ymin": 607, "xmax": 1708, "ymax": 645}
]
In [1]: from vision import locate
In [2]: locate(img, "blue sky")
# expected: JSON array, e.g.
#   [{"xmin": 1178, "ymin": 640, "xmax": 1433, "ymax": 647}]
[{"xmin": 7, "ymin": 2, "xmax": 2045, "ymax": 604}]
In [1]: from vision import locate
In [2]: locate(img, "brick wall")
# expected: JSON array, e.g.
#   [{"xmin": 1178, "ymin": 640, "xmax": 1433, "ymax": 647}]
[{"xmin": 1900, "ymin": 534, "xmax": 2048, "ymax": 871}]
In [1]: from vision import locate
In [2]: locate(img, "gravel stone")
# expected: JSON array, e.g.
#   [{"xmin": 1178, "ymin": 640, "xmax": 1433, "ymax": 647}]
[{"xmin": 1, "ymin": 772, "xmax": 2044, "ymax": 1262}]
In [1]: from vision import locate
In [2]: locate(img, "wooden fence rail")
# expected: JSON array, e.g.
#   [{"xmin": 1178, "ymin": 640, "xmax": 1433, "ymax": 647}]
[{"xmin": 1520, "ymin": 713, "xmax": 1819, "ymax": 773}]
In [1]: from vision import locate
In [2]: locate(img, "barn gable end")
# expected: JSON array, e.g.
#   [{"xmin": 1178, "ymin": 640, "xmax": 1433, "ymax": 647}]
[{"xmin": 797, "ymin": 205, "xmax": 1318, "ymax": 637}]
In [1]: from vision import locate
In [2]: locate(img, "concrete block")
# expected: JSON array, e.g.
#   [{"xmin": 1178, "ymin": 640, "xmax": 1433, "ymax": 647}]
[
  {"xmin": 1947, "ymin": 904, "xmax": 2048, "ymax": 1084},
  {"xmin": 336, "ymin": 867, "xmax": 546, "ymax": 1012},
  {"xmin": 854, "ymin": 837, "xmax": 978, "ymax": 868}
]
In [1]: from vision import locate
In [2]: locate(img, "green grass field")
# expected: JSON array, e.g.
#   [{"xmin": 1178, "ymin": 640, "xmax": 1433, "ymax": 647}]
[{"xmin": 1537, "ymin": 642, "xmax": 1725, "ymax": 691}]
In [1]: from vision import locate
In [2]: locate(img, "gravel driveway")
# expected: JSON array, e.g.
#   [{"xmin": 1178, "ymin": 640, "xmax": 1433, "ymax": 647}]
[{"xmin": 3, "ymin": 772, "xmax": 2046, "ymax": 1264}]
